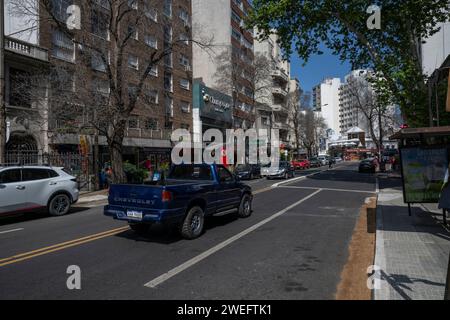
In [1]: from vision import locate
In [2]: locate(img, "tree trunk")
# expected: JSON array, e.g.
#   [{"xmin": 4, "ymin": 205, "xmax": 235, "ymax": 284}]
[{"xmin": 109, "ymin": 142, "xmax": 126, "ymax": 183}]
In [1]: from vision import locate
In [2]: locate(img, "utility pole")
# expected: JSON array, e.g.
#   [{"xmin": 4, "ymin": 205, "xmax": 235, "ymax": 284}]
[{"xmin": 0, "ymin": 0, "xmax": 6, "ymax": 163}]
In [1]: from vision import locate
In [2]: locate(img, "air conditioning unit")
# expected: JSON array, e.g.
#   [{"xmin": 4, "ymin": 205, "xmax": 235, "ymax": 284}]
[
  {"xmin": 239, "ymin": 20, "xmax": 245, "ymax": 29},
  {"xmin": 184, "ymin": 21, "xmax": 191, "ymax": 29},
  {"xmin": 184, "ymin": 65, "xmax": 192, "ymax": 72}
]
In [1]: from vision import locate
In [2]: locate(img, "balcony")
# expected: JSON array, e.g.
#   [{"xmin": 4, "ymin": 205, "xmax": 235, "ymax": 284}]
[
  {"xmin": 272, "ymin": 121, "xmax": 289, "ymax": 131},
  {"xmin": 271, "ymin": 69, "xmax": 289, "ymax": 83},
  {"xmin": 5, "ymin": 36, "xmax": 49, "ymax": 62},
  {"xmin": 272, "ymin": 87, "xmax": 288, "ymax": 98}
]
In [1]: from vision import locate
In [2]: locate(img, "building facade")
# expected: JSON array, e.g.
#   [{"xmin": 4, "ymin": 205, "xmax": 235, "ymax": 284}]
[
  {"xmin": 192, "ymin": 0, "xmax": 255, "ymax": 130},
  {"xmin": 4, "ymin": 0, "xmax": 193, "ymax": 167},
  {"xmin": 312, "ymin": 77, "xmax": 341, "ymax": 137}
]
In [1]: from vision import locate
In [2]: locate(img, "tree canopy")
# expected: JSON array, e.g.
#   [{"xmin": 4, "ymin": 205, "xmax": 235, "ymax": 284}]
[{"xmin": 247, "ymin": 0, "xmax": 450, "ymax": 127}]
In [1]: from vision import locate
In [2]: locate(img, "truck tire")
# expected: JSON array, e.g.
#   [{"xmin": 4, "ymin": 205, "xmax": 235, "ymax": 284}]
[
  {"xmin": 238, "ymin": 194, "xmax": 252, "ymax": 218},
  {"xmin": 180, "ymin": 206, "xmax": 205, "ymax": 240},
  {"xmin": 48, "ymin": 194, "xmax": 71, "ymax": 216},
  {"xmin": 129, "ymin": 223, "xmax": 150, "ymax": 234}
]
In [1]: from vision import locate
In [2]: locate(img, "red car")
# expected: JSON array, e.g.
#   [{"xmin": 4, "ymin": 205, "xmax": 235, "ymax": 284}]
[{"xmin": 291, "ymin": 159, "xmax": 311, "ymax": 170}]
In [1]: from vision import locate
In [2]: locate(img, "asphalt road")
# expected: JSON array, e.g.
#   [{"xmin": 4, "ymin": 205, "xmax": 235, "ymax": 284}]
[{"xmin": 0, "ymin": 162, "xmax": 377, "ymax": 299}]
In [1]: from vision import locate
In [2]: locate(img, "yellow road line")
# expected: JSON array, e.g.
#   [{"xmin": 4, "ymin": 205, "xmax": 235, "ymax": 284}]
[{"xmin": 0, "ymin": 226, "xmax": 129, "ymax": 267}]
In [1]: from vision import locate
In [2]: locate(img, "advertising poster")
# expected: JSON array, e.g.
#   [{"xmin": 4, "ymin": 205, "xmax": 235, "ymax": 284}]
[{"xmin": 401, "ymin": 147, "xmax": 449, "ymax": 203}]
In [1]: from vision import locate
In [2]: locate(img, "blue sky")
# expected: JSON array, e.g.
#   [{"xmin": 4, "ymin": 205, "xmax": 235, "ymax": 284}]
[{"xmin": 289, "ymin": 46, "xmax": 352, "ymax": 97}]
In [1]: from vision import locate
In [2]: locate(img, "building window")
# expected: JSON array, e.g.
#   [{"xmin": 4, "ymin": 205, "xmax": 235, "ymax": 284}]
[
  {"xmin": 127, "ymin": 0, "xmax": 137, "ymax": 9},
  {"xmin": 52, "ymin": 29, "xmax": 75, "ymax": 62},
  {"xmin": 51, "ymin": 0, "xmax": 72, "ymax": 22},
  {"xmin": 95, "ymin": 79, "xmax": 110, "ymax": 95},
  {"xmin": 91, "ymin": 52, "xmax": 107, "ymax": 72},
  {"xmin": 145, "ymin": 89, "xmax": 159, "ymax": 104},
  {"xmin": 231, "ymin": 28, "xmax": 242, "ymax": 41},
  {"xmin": 128, "ymin": 55, "xmax": 139, "ymax": 70},
  {"xmin": 179, "ymin": 54, "xmax": 190, "ymax": 67},
  {"xmin": 165, "ymin": 97, "xmax": 174, "ymax": 117},
  {"xmin": 144, "ymin": 118, "xmax": 158, "ymax": 130},
  {"xmin": 179, "ymin": 33, "xmax": 189, "ymax": 45},
  {"xmin": 178, "ymin": 8, "xmax": 190, "ymax": 25},
  {"xmin": 180, "ymin": 78, "xmax": 190, "ymax": 91},
  {"xmin": 145, "ymin": 5, "xmax": 158, "ymax": 22},
  {"xmin": 149, "ymin": 64, "xmax": 158, "ymax": 77},
  {"xmin": 164, "ymin": 25, "xmax": 173, "ymax": 44},
  {"xmin": 180, "ymin": 123, "xmax": 190, "ymax": 130},
  {"xmin": 164, "ymin": 53, "xmax": 173, "ymax": 68},
  {"xmin": 128, "ymin": 116, "xmax": 138, "ymax": 129},
  {"xmin": 181, "ymin": 101, "xmax": 190, "ymax": 113},
  {"xmin": 163, "ymin": 0, "xmax": 172, "ymax": 17},
  {"xmin": 164, "ymin": 72, "xmax": 173, "ymax": 92},
  {"xmin": 127, "ymin": 25, "xmax": 138, "ymax": 40},
  {"xmin": 231, "ymin": 10, "xmax": 241, "ymax": 24},
  {"xmin": 145, "ymin": 34, "xmax": 158, "ymax": 49},
  {"xmin": 91, "ymin": 8, "xmax": 109, "ymax": 39}
]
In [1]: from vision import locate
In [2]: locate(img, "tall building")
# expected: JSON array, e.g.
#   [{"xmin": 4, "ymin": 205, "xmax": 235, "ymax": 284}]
[
  {"xmin": 4, "ymin": 0, "xmax": 193, "ymax": 167},
  {"xmin": 420, "ymin": 21, "xmax": 450, "ymax": 77},
  {"xmin": 192, "ymin": 0, "xmax": 255, "ymax": 131},
  {"xmin": 253, "ymin": 31, "xmax": 291, "ymax": 147},
  {"xmin": 338, "ymin": 70, "xmax": 373, "ymax": 136},
  {"xmin": 312, "ymin": 78, "xmax": 341, "ymax": 145}
]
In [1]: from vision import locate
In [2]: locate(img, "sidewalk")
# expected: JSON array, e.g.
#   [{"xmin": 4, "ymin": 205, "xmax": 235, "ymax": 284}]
[
  {"xmin": 77, "ymin": 189, "xmax": 108, "ymax": 204},
  {"xmin": 374, "ymin": 174, "xmax": 450, "ymax": 300}
]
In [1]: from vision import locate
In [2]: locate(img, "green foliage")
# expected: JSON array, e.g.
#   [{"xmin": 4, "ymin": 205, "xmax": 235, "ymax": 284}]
[
  {"xmin": 247, "ymin": 0, "xmax": 450, "ymax": 127},
  {"xmin": 123, "ymin": 161, "xmax": 149, "ymax": 184}
]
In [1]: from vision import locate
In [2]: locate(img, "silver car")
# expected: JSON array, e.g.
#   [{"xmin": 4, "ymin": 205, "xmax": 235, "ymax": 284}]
[{"xmin": 0, "ymin": 166, "xmax": 79, "ymax": 216}]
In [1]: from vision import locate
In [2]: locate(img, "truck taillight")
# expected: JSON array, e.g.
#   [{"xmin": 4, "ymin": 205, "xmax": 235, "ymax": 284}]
[{"xmin": 162, "ymin": 190, "xmax": 173, "ymax": 202}]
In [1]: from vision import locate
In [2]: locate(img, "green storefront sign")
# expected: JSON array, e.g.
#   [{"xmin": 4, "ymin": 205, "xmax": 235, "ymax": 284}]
[{"xmin": 193, "ymin": 80, "xmax": 233, "ymax": 125}]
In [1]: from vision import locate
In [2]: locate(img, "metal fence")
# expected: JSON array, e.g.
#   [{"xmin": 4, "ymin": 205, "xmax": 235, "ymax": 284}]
[{"xmin": 4, "ymin": 151, "xmax": 95, "ymax": 191}]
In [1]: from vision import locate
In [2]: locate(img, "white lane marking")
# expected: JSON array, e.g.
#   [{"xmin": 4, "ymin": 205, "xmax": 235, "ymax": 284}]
[
  {"xmin": 278, "ymin": 185, "xmax": 377, "ymax": 194},
  {"xmin": 144, "ymin": 189, "xmax": 323, "ymax": 289},
  {"xmin": 375, "ymin": 177, "xmax": 379, "ymax": 194},
  {"xmin": 0, "ymin": 228, "xmax": 24, "ymax": 235},
  {"xmin": 271, "ymin": 170, "xmax": 324, "ymax": 188}
]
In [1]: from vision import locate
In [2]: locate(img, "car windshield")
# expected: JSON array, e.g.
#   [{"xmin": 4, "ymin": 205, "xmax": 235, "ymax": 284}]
[
  {"xmin": 261, "ymin": 163, "xmax": 271, "ymax": 168},
  {"xmin": 167, "ymin": 165, "xmax": 213, "ymax": 181}
]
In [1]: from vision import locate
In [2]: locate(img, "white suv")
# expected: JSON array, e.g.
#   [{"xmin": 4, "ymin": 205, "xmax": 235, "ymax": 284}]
[{"xmin": 0, "ymin": 166, "xmax": 79, "ymax": 216}]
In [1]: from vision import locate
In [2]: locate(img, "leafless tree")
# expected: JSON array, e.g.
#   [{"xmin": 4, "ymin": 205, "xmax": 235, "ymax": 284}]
[
  {"xmin": 8, "ymin": 0, "xmax": 213, "ymax": 183},
  {"xmin": 297, "ymin": 108, "xmax": 326, "ymax": 158},
  {"xmin": 286, "ymin": 88, "xmax": 312, "ymax": 157},
  {"xmin": 214, "ymin": 49, "xmax": 273, "ymax": 127},
  {"xmin": 345, "ymin": 74, "xmax": 399, "ymax": 152}
]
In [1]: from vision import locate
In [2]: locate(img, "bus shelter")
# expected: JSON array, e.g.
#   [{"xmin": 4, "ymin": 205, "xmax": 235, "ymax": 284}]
[{"xmin": 391, "ymin": 126, "xmax": 450, "ymax": 224}]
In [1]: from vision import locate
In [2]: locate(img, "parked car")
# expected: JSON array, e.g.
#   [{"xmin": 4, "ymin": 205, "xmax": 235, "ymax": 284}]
[
  {"xmin": 104, "ymin": 164, "xmax": 253, "ymax": 240},
  {"xmin": 261, "ymin": 161, "xmax": 295, "ymax": 180},
  {"xmin": 334, "ymin": 157, "xmax": 343, "ymax": 163},
  {"xmin": 0, "ymin": 166, "xmax": 79, "ymax": 216},
  {"xmin": 291, "ymin": 159, "xmax": 311, "ymax": 170},
  {"xmin": 358, "ymin": 158, "xmax": 377, "ymax": 173},
  {"xmin": 235, "ymin": 164, "xmax": 261, "ymax": 180},
  {"xmin": 309, "ymin": 157, "xmax": 322, "ymax": 168},
  {"xmin": 317, "ymin": 156, "xmax": 329, "ymax": 166}
]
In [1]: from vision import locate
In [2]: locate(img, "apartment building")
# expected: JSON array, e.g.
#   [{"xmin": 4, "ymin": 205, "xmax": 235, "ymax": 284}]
[
  {"xmin": 253, "ymin": 31, "xmax": 291, "ymax": 147},
  {"xmin": 312, "ymin": 78, "xmax": 341, "ymax": 137},
  {"xmin": 338, "ymin": 70, "xmax": 372, "ymax": 136},
  {"xmin": 4, "ymin": 0, "xmax": 193, "ymax": 166},
  {"xmin": 192, "ymin": 0, "xmax": 255, "ymax": 132}
]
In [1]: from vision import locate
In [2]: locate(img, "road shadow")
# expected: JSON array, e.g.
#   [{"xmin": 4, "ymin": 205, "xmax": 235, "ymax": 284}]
[
  {"xmin": 379, "ymin": 270, "xmax": 445, "ymax": 300},
  {"xmin": 114, "ymin": 213, "xmax": 242, "ymax": 244},
  {"xmin": 0, "ymin": 207, "xmax": 91, "ymax": 227},
  {"xmin": 305, "ymin": 169, "xmax": 376, "ymax": 185}
]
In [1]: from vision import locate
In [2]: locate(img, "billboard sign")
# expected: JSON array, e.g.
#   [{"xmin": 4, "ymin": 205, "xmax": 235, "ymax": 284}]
[{"xmin": 400, "ymin": 147, "xmax": 449, "ymax": 203}]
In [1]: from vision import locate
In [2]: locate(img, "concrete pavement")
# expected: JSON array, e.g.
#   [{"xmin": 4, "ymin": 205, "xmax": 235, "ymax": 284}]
[
  {"xmin": 374, "ymin": 175, "xmax": 450, "ymax": 300},
  {"xmin": 0, "ymin": 163, "xmax": 375, "ymax": 299}
]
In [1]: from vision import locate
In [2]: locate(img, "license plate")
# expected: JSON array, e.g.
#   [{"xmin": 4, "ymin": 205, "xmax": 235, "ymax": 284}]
[{"xmin": 127, "ymin": 210, "xmax": 143, "ymax": 220}]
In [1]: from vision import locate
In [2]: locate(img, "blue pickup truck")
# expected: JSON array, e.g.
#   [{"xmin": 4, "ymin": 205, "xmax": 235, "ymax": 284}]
[{"xmin": 104, "ymin": 164, "xmax": 253, "ymax": 239}]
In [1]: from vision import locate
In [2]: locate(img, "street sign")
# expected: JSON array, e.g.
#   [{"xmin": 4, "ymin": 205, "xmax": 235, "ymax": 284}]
[{"xmin": 400, "ymin": 147, "xmax": 449, "ymax": 203}]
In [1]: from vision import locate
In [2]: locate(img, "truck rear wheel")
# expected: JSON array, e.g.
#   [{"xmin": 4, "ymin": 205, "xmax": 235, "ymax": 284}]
[
  {"xmin": 180, "ymin": 206, "xmax": 205, "ymax": 240},
  {"xmin": 238, "ymin": 194, "xmax": 252, "ymax": 218}
]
